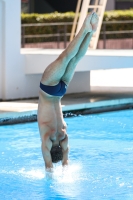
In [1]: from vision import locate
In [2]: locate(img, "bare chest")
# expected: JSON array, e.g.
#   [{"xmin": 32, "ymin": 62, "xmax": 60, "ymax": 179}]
[{"xmin": 38, "ymin": 94, "xmax": 66, "ymax": 138}]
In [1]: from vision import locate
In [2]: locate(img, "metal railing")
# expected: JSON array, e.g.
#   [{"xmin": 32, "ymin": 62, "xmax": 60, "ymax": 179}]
[
  {"xmin": 21, "ymin": 22, "xmax": 73, "ymax": 48},
  {"xmin": 101, "ymin": 20, "xmax": 133, "ymax": 49},
  {"xmin": 21, "ymin": 20, "xmax": 133, "ymax": 49}
]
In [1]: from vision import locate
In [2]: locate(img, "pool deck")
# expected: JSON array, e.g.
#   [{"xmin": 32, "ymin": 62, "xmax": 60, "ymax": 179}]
[{"xmin": 0, "ymin": 90, "xmax": 133, "ymax": 125}]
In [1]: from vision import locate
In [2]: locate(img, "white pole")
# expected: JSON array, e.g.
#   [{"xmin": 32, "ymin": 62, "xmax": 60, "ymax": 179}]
[
  {"xmin": 76, "ymin": 0, "xmax": 91, "ymax": 35},
  {"xmin": 70, "ymin": 0, "xmax": 82, "ymax": 41},
  {"xmin": 0, "ymin": 0, "xmax": 23, "ymax": 99},
  {"xmin": 0, "ymin": 0, "xmax": 5, "ymax": 99}
]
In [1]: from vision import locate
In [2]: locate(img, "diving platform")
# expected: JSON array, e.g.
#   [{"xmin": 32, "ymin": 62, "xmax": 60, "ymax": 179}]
[{"xmin": 22, "ymin": 49, "xmax": 133, "ymax": 74}]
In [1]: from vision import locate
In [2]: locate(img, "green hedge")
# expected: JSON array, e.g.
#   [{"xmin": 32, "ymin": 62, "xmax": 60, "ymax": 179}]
[
  {"xmin": 102, "ymin": 9, "xmax": 133, "ymax": 39},
  {"xmin": 21, "ymin": 10, "xmax": 133, "ymax": 43},
  {"xmin": 21, "ymin": 12, "xmax": 75, "ymax": 43}
]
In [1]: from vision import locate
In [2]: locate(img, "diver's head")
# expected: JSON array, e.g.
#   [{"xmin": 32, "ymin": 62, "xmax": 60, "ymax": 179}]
[{"xmin": 50, "ymin": 145, "xmax": 63, "ymax": 163}]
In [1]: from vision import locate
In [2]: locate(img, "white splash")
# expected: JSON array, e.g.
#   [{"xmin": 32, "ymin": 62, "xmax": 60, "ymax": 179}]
[
  {"xmin": 52, "ymin": 162, "xmax": 83, "ymax": 183},
  {"xmin": 18, "ymin": 162, "xmax": 85, "ymax": 183},
  {"xmin": 18, "ymin": 168, "xmax": 45, "ymax": 179},
  {"xmin": 50, "ymin": 162, "xmax": 86, "ymax": 199}
]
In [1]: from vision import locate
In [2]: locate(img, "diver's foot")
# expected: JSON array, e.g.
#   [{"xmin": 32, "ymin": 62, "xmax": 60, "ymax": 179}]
[
  {"xmin": 90, "ymin": 12, "xmax": 99, "ymax": 32},
  {"xmin": 83, "ymin": 12, "xmax": 93, "ymax": 32}
]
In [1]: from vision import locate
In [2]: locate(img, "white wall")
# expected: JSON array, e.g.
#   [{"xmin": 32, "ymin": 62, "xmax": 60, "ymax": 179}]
[
  {"xmin": 0, "ymin": 0, "xmax": 4, "ymax": 99},
  {"xmin": 91, "ymin": 68, "xmax": 133, "ymax": 92},
  {"xmin": 106, "ymin": 0, "xmax": 115, "ymax": 10},
  {"xmin": 3, "ymin": 0, "xmax": 24, "ymax": 99},
  {"xmin": 0, "ymin": 0, "xmax": 22, "ymax": 99},
  {"xmin": 67, "ymin": 72, "xmax": 90, "ymax": 94},
  {"xmin": 0, "ymin": 0, "xmax": 42, "ymax": 100}
]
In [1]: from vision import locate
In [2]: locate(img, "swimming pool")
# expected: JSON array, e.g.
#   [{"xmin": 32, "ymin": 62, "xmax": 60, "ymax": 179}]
[{"xmin": 0, "ymin": 109, "xmax": 133, "ymax": 200}]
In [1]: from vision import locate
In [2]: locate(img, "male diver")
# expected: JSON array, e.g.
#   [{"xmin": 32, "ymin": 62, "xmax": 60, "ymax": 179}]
[{"xmin": 37, "ymin": 12, "xmax": 99, "ymax": 170}]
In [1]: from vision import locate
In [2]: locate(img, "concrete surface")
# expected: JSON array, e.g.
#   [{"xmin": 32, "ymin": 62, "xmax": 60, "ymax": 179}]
[{"xmin": 0, "ymin": 90, "xmax": 133, "ymax": 125}]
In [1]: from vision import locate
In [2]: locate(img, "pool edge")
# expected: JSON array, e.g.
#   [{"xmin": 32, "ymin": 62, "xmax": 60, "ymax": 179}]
[{"xmin": 0, "ymin": 98, "xmax": 133, "ymax": 125}]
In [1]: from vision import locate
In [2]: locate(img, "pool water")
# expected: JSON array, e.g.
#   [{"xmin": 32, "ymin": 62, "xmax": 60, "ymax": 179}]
[{"xmin": 0, "ymin": 109, "xmax": 133, "ymax": 200}]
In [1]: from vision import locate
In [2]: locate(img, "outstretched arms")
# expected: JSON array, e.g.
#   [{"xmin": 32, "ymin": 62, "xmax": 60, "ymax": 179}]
[{"xmin": 41, "ymin": 133, "xmax": 69, "ymax": 168}]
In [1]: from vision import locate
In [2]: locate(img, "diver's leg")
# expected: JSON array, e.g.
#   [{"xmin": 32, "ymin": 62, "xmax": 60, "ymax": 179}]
[
  {"xmin": 62, "ymin": 32, "xmax": 93, "ymax": 85},
  {"xmin": 62, "ymin": 12, "xmax": 99, "ymax": 85},
  {"xmin": 41, "ymin": 13, "xmax": 93, "ymax": 86}
]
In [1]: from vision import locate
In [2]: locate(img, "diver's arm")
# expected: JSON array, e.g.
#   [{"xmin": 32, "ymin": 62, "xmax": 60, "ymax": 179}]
[
  {"xmin": 41, "ymin": 134, "xmax": 53, "ymax": 170},
  {"xmin": 62, "ymin": 147, "xmax": 69, "ymax": 166},
  {"xmin": 60, "ymin": 134, "xmax": 69, "ymax": 166}
]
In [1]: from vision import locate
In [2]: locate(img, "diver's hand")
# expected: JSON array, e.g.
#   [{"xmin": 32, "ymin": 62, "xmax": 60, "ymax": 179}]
[{"xmin": 45, "ymin": 168, "xmax": 54, "ymax": 180}]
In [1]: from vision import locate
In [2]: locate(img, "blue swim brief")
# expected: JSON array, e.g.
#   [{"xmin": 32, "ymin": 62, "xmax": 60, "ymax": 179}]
[{"xmin": 40, "ymin": 80, "xmax": 67, "ymax": 97}]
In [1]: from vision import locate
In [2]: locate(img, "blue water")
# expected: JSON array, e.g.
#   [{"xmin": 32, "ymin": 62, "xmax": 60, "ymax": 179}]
[{"xmin": 0, "ymin": 110, "xmax": 133, "ymax": 200}]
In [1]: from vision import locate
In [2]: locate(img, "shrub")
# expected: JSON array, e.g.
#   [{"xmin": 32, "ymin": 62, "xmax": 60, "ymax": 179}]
[
  {"xmin": 101, "ymin": 9, "xmax": 133, "ymax": 39},
  {"xmin": 21, "ymin": 12, "xmax": 75, "ymax": 43},
  {"xmin": 21, "ymin": 10, "xmax": 133, "ymax": 43}
]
